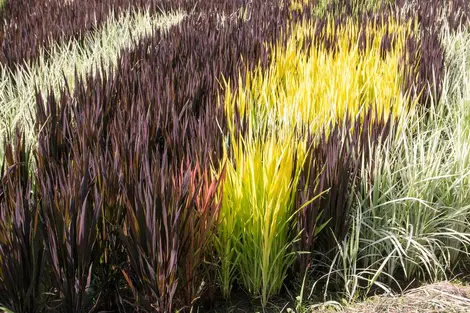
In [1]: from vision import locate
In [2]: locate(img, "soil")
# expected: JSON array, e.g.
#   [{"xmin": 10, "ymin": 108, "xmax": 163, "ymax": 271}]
[{"xmin": 312, "ymin": 282, "xmax": 470, "ymax": 313}]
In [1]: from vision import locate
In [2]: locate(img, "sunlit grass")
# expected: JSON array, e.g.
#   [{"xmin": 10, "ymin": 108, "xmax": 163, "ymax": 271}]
[
  {"xmin": 312, "ymin": 0, "xmax": 395, "ymax": 16},
  {"xmin": 224, "ymin": 17, "xmax": 414, "ymax": 140},
  {"xmin": 216, "ymin": 126, "xmax": 308, "ymax": 306}
]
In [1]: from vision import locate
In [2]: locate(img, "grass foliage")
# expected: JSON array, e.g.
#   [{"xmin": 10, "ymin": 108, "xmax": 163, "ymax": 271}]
[
  {"xmin": 0, "ymin": 0, "xmax": 178, "ymax": 68},
  {"xmin": 224, "ymin": 18, "xmax": 412, "ymax": 137},
  {"xmin": 1, "ymin": 0, "xmax": 470, "ymax": 312},
  {"xmin": 311, "ymin": 21, "xmax": 470, "ymax": 303},
  {"xmin": 219, "ymin": 15, "xmax": 414, "ymax": 307},
  {"xmin": 312, "ymin": 0, "xmax": 395, "ymax": 17},
  {"xmin": 217, "ymin": 128, "xmax": 307, "ymax": 306},
  {"xmin": 0, "ymin": 9, "xmax": 183, "ymax": 160}
]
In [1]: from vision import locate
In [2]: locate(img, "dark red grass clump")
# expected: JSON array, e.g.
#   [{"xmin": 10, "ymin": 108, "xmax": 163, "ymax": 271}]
[{"xmin": 295, "ymin": 111, "xmax": 392, "ymax": 274}]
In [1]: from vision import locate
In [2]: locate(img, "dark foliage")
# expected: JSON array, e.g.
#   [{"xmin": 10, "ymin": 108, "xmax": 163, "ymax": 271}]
[
  {"xmin": 0, "ymin": 129, "xmax": 44, "ymax": 313},
  {"xmin": 0, "ymin": 0, "xmax": 151, "ymax": 68},
  {"xmin": 295, "ymin": 112, "xmax": 392, "ymax": 273},
  {"xmin": 398, "ymin": 0, "xmax": 470, "ymax": 106},
  {"xmin": 32, "ymin": 62, "xmax": 227, "ymax": 312},
  {"xmin": 34, "ymin": 90, "xmax": 103, "ymax": 312},
  {"xmin": 0, "ymin": 0, "xmax": 259, "ymax": 69}
]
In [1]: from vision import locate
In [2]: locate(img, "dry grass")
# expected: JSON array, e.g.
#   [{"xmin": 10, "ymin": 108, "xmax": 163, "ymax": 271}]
[{"xmin": 311, "ymin": 282, "xmax": 470, "ymax": 313}]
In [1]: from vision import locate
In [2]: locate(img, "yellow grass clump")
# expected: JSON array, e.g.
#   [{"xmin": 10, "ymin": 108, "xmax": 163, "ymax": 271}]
[
  {"xmin": 224, "ymin": 17, "xmax": 416, "ymax": 137},
  {"xmin": 215, "ymin": 127, "xmax": 308, "ymax": 306}
]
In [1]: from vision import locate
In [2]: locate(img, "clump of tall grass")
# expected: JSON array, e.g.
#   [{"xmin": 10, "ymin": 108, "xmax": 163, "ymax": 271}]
[
  {"xmin": 0, "ymin": 130, "xmax": 43, "ymax": 313},
  {"xmin": 295, "ymin": 111, "xmax": 392, "ymax": 274},
  {"xmin": 216, "ymin": 126, "xmax": 308, "ymax": 307},
  {"xmin": 312, "ymin": 24, "xmax": 470, "ymax": 303}
]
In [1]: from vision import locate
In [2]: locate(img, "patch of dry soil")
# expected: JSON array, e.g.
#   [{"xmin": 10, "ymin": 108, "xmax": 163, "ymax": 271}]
[{"xmin": 313, "ymin": 282, "xmax": 470, "ymax": 313}]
